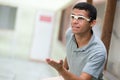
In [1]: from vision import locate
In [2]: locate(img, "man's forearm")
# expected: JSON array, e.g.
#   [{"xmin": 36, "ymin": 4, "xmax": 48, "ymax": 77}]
[
  {"xmin": 58, "ymin": 67, "xmax": 80, "ymax": 80},
  {"xmin": 46, "ymin": 58, "xmax": 92, "ymax": 80},
  {"xmin": 63, "ymin": 58, "xmax": 69, "ymax": 70}
]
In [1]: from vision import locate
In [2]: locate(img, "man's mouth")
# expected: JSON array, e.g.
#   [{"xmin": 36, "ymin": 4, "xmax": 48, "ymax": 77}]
[{"xmin": 72, "ymin": 26, "xmax": 80, "ymax": 29}]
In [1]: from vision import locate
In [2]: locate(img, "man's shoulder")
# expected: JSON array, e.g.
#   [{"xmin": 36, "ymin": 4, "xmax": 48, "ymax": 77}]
[
  {"xmin": 65, "ymin": 27, "xmax": 73, "ymax": 40},
  {"xmin": 89, "ymin": 34, "xmax": 107, "ymax": 55}
]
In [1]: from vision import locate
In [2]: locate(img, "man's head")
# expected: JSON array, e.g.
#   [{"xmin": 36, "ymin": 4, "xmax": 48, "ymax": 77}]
[
  {"xmin": 72, "ymin": 2, "xmax": 97, "ymax": 22},
  {"xmin": 70, "ymin": 2, "xmax": 97, "ymax": 34}
]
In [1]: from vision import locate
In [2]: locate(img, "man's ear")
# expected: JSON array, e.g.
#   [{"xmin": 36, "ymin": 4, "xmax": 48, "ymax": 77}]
[{"xmin": 90, "ymin": 20, "xmax": 96, "ymax": 28}]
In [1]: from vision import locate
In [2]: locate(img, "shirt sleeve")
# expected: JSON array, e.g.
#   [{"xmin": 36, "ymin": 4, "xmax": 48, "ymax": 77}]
[
  {"xmin": 65, "ymin": 27, "xmax": 72, "ymax": 41},
  {"xmin": 82, "ymin": 51, "xmax": 106, "ymax": 79}
]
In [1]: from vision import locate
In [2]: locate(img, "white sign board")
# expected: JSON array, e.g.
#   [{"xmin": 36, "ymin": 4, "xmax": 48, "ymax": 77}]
[{"xmin": 30, "ymin": 10, "xmax": 55, "ymax": 61}]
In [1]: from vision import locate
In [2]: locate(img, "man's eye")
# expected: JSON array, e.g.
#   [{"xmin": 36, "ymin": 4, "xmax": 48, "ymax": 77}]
[
  {"xmin": 78, "ymin": 17, "xmax": 84, "ymax": 20},
  {"xmin": 71, "ymin": 16, "xmax": 74, "ymax": 19}
]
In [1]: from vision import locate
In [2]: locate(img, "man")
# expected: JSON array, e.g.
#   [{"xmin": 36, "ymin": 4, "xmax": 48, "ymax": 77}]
[{"xmin": 46, "ymin": 2, "xmax": 107, "ymax": 80}]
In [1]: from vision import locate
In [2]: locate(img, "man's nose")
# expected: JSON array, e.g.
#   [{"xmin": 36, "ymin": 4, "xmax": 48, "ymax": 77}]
[{"xmin": 72, "ymin": 18, "xmax": 79, "ymax": 23}]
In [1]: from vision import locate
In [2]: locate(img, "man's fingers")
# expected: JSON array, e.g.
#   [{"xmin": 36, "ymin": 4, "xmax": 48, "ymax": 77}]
[
  {"xmin": 46, "ymin": 58, "xmax": 64, "ymax": 71},
  {"xmin": 46, "ymin": 58, "xmax": 63, "ymax": 65},
  {"xmin": 46, "ymin": 58, "xmax": 51, "ymax": 62},
  {"xmin": 59, "ymin": 60, "xmax": 63, "ymax": 65}
]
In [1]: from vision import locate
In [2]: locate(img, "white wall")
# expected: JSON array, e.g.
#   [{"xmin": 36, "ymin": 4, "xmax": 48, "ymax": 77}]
[{"xmin": 0, "ymin": 0, "xmax": 73, "ymax": 59}]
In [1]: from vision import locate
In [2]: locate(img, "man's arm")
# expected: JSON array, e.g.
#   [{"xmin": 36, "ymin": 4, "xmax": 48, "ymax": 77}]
[{"xmin": 46, "ymin": 58, "xmax": 92, "ymax": 80}]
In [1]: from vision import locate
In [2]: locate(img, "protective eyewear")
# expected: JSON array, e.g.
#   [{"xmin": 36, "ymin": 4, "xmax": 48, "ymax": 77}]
[{"xmin": 71, "ymin": 15, "xmax": 90, "ymax": 22}]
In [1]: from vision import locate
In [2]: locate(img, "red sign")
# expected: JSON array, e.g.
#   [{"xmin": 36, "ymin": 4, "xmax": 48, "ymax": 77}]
[{"xmin": 40, "ymin": 15, "xmax": 52, "ymax": 22}]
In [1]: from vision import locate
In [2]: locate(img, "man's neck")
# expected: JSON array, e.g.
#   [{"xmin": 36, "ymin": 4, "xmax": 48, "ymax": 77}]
[{"xmin": 74, "ymin": 31, "xmax": 93, "ymax": 48}]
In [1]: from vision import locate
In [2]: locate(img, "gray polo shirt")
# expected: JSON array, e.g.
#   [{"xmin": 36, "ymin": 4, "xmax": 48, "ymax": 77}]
[{"xmin": 66, "ymin": 28, "xmax": 107, "ymax": 80}]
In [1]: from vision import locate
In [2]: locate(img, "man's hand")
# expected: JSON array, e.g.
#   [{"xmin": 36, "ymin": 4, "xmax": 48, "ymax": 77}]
[
  {"xmin": 46, "ymin": 58, "xmax": 92, "ymax": 80},
  {"xmin": 46, "ymin": 58, "xmax": 64, "ymax": 72}
]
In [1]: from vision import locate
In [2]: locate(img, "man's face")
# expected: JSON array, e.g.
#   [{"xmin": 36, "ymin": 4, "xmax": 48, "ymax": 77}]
[{"xmin": 71, "ymin": 8, "xmax": 92, "ymax": 35}]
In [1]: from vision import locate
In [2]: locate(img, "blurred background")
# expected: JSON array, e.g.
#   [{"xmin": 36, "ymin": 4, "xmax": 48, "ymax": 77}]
[{"xmin": 0, "ymin": 0, "xmax": 120, "ymax": 80}]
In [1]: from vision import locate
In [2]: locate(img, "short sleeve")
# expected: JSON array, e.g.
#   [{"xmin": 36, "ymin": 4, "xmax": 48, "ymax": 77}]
[
  {"xmin": 82, "ymin": 51, "xmax": 106, "ymax": 79},
  {"xmin": 65, "ymin": 27, "xmax": 72, "ymax": 41}
]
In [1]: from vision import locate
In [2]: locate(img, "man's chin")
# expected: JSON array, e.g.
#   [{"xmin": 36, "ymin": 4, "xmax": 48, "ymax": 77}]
[{"xmin": 72, "ymin": 30, "xmax": 79, "ymax": 34}]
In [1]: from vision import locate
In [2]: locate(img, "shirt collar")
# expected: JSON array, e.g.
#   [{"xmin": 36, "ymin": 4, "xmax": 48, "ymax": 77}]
[{"xmin": 72, "ymin": 31, "xmax": 95, "ymax": 52}]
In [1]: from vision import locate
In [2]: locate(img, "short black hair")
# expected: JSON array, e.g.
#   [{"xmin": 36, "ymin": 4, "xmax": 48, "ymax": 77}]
[{"xmin": 72, "ymin": 2, "xmax": 97, "ymax": 21}]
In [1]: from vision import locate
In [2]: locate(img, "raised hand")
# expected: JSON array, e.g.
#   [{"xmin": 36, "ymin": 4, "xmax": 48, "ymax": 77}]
[{"xmin": 46, "ymin": 58, "xmax": 64, "ymax": 72}]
